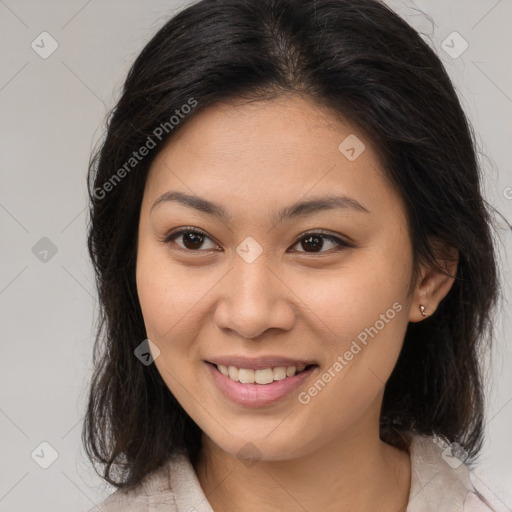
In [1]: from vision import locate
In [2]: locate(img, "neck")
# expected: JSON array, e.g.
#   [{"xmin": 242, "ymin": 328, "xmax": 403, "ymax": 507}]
[{"xmin": 194, "ymin": 422, "xmax": 411, "ymax": 512}]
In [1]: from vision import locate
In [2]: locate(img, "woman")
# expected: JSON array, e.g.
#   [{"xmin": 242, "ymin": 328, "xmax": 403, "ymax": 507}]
[{"xmin": 84, "ymin": 0, "xmax": 501, "ymax": 510}]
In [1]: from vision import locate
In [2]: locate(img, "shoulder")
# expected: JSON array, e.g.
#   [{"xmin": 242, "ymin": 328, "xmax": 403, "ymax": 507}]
[
  {"xmin": 406, "ymin": 434, "xmax": 496, "ymax": 512},
  {"xmin": 88, "ymin": 451, "xmax": 211, "ymax": 512}
]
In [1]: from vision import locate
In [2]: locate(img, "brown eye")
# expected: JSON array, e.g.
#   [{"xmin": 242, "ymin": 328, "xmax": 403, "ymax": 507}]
[
  {"xmin": 164, "ymin": 227, "xmax": 218, "ymax": 251},
  {"xmin": 290, "ymin": 232, "xmax": 352, "ymax": 253}
]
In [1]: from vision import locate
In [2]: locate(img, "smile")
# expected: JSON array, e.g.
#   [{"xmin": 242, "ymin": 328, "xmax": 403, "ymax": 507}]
[
  {"xmin": 206, "ymin": 362, "xmax": 318, "ymax": 407},
  {"xmin": 215, "ymin": 363, "xmax": 313, "ymax": 384}
]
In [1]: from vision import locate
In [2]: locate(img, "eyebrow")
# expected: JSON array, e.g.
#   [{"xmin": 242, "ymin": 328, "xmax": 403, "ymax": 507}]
[{"xmin": 150, "ymin": 190, "xmax": 369, "ymax": 223}]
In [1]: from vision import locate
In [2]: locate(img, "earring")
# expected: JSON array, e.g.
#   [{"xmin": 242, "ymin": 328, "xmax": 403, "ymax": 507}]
[{"xmin": 419, "ymin": 304, "xmax": 428, "ymax": 317}]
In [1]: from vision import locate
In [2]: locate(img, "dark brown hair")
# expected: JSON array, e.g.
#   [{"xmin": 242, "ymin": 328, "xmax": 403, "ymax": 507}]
[{"xmin": 83, "ymin": 0, "xmax": 500, "ymax": 490}]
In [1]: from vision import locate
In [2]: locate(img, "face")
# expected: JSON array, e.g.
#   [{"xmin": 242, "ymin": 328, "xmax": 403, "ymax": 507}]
[{"xmin": 136, "ymin": 94, "xmax": 417, "ymax": 461}]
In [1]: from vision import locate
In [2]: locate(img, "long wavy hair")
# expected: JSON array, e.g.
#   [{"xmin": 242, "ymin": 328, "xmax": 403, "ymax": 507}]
[{"xmin": 83, "ymin": 0, "xmax": 500, "ymax": 490}]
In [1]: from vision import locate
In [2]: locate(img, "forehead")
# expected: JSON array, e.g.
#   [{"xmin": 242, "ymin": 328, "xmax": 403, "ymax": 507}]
[{"xmin": 143, "ymin": 94, "xmax": 398, "ymax": 222}]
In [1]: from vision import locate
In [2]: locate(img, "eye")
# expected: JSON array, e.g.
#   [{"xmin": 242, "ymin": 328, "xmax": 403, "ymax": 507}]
[
  {"xmin": 161, "ymin": 227, "xmax": 353, "ymax": 254},
  {"xmin": 162, "ymin": 226, "xmax": 219, "ymax": 252},
  {"xmin": 289, "ymin": 230, "xmax": 353, "ymax": 253}
]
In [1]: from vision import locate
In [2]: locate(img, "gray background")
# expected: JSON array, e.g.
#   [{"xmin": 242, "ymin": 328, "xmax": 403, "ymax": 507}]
[{"xmin": 0, "ymin": 0, "xmax": 511, "ymax": 510}]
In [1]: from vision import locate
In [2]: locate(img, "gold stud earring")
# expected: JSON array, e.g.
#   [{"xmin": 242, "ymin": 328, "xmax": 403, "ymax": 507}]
[{"xmin": 419, "ymin": 304, "xmax": 427, "ymax": 317}]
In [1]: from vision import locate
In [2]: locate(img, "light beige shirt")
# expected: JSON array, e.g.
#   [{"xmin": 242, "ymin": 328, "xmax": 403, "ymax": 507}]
[{"xmin": 91, "ymin": 434, "xmax": 495, "ymax": 511}]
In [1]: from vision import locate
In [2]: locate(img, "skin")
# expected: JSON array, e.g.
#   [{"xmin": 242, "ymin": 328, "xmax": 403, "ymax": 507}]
[{"xmin": 136, "ymin": 93, "xmax": 458, "ymax": 511}]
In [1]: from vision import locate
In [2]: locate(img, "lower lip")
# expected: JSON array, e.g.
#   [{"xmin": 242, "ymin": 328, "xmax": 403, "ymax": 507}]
[{"xmin": 205, "ymin": 362, "xmax": 317, "ymax": 408}]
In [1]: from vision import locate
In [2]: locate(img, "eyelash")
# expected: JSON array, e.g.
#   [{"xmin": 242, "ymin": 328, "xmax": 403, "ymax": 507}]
[{"xmin": 161, "ymin": 226, "xmax": 353, "ymax": 254}]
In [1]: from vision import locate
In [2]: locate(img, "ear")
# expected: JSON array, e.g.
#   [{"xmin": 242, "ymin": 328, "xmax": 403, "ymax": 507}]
[{"xmin": 409, "ymin": 241, "xmax": 459, "ymax": 323}]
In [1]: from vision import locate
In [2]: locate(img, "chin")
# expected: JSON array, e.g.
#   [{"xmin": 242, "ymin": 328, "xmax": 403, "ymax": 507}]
[{"xmin": 201, "ymin": 423, "xmax": 318, "ymax": 464}]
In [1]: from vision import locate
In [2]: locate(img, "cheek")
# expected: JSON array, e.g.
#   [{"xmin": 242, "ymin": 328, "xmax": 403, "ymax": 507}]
[
  {"xmin": 290, "ymin": 239, "xmax": 412, "ymax": 407},
  {"xmin": 135, "ymin": 239, "xmax": 221, "ymax": 351},
  {"xmin": 293, "ymin": 250, "xmax": 412, "ymax": 348},
  {"xmin": 136, "ymin": 239, "xmax": 189, "ymax": 341}
]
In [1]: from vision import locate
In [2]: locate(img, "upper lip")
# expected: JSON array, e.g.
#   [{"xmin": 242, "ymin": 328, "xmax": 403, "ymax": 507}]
[{"xmin": 205, "ymin": 356, "xmax": 317, "ymax": 370}]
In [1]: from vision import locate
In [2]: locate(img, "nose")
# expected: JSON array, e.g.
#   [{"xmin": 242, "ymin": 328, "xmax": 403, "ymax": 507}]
[{"xmin": 213, "ymin": 256, "xmax": 296, "ymax": 340}]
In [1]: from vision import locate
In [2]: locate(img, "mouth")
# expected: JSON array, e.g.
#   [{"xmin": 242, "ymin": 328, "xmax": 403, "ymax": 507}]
[
  {"xmin": 205, "ymin": 361, "xmax": 319, "ymax": 407},
  {"xmin": 207, "ymin": 361, "xmax": 318, "ymax": 384}
]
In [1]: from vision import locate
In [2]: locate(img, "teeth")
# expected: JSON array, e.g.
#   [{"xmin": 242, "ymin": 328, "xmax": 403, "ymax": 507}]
[
  {"xmin": 218, "ymin": 365, "xmax": 229, "ymax": 377},
  {"xmin": 273, "ymin": 367, "xmax": 287, "ymax": 381},
  {"xmin": 228, "ymin": 365, "xmax": 238, "ymax": 380},
  {"xmin": 216, "ymin": 364, "xmax": 311, "ymax": 384},
  {"xmin": 238, "ymin": 368, "xmax": 255, "ymax": 384},
  {"xmin": 255, "ymin": 368, "xmax": 274, "ymax": 384}
]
